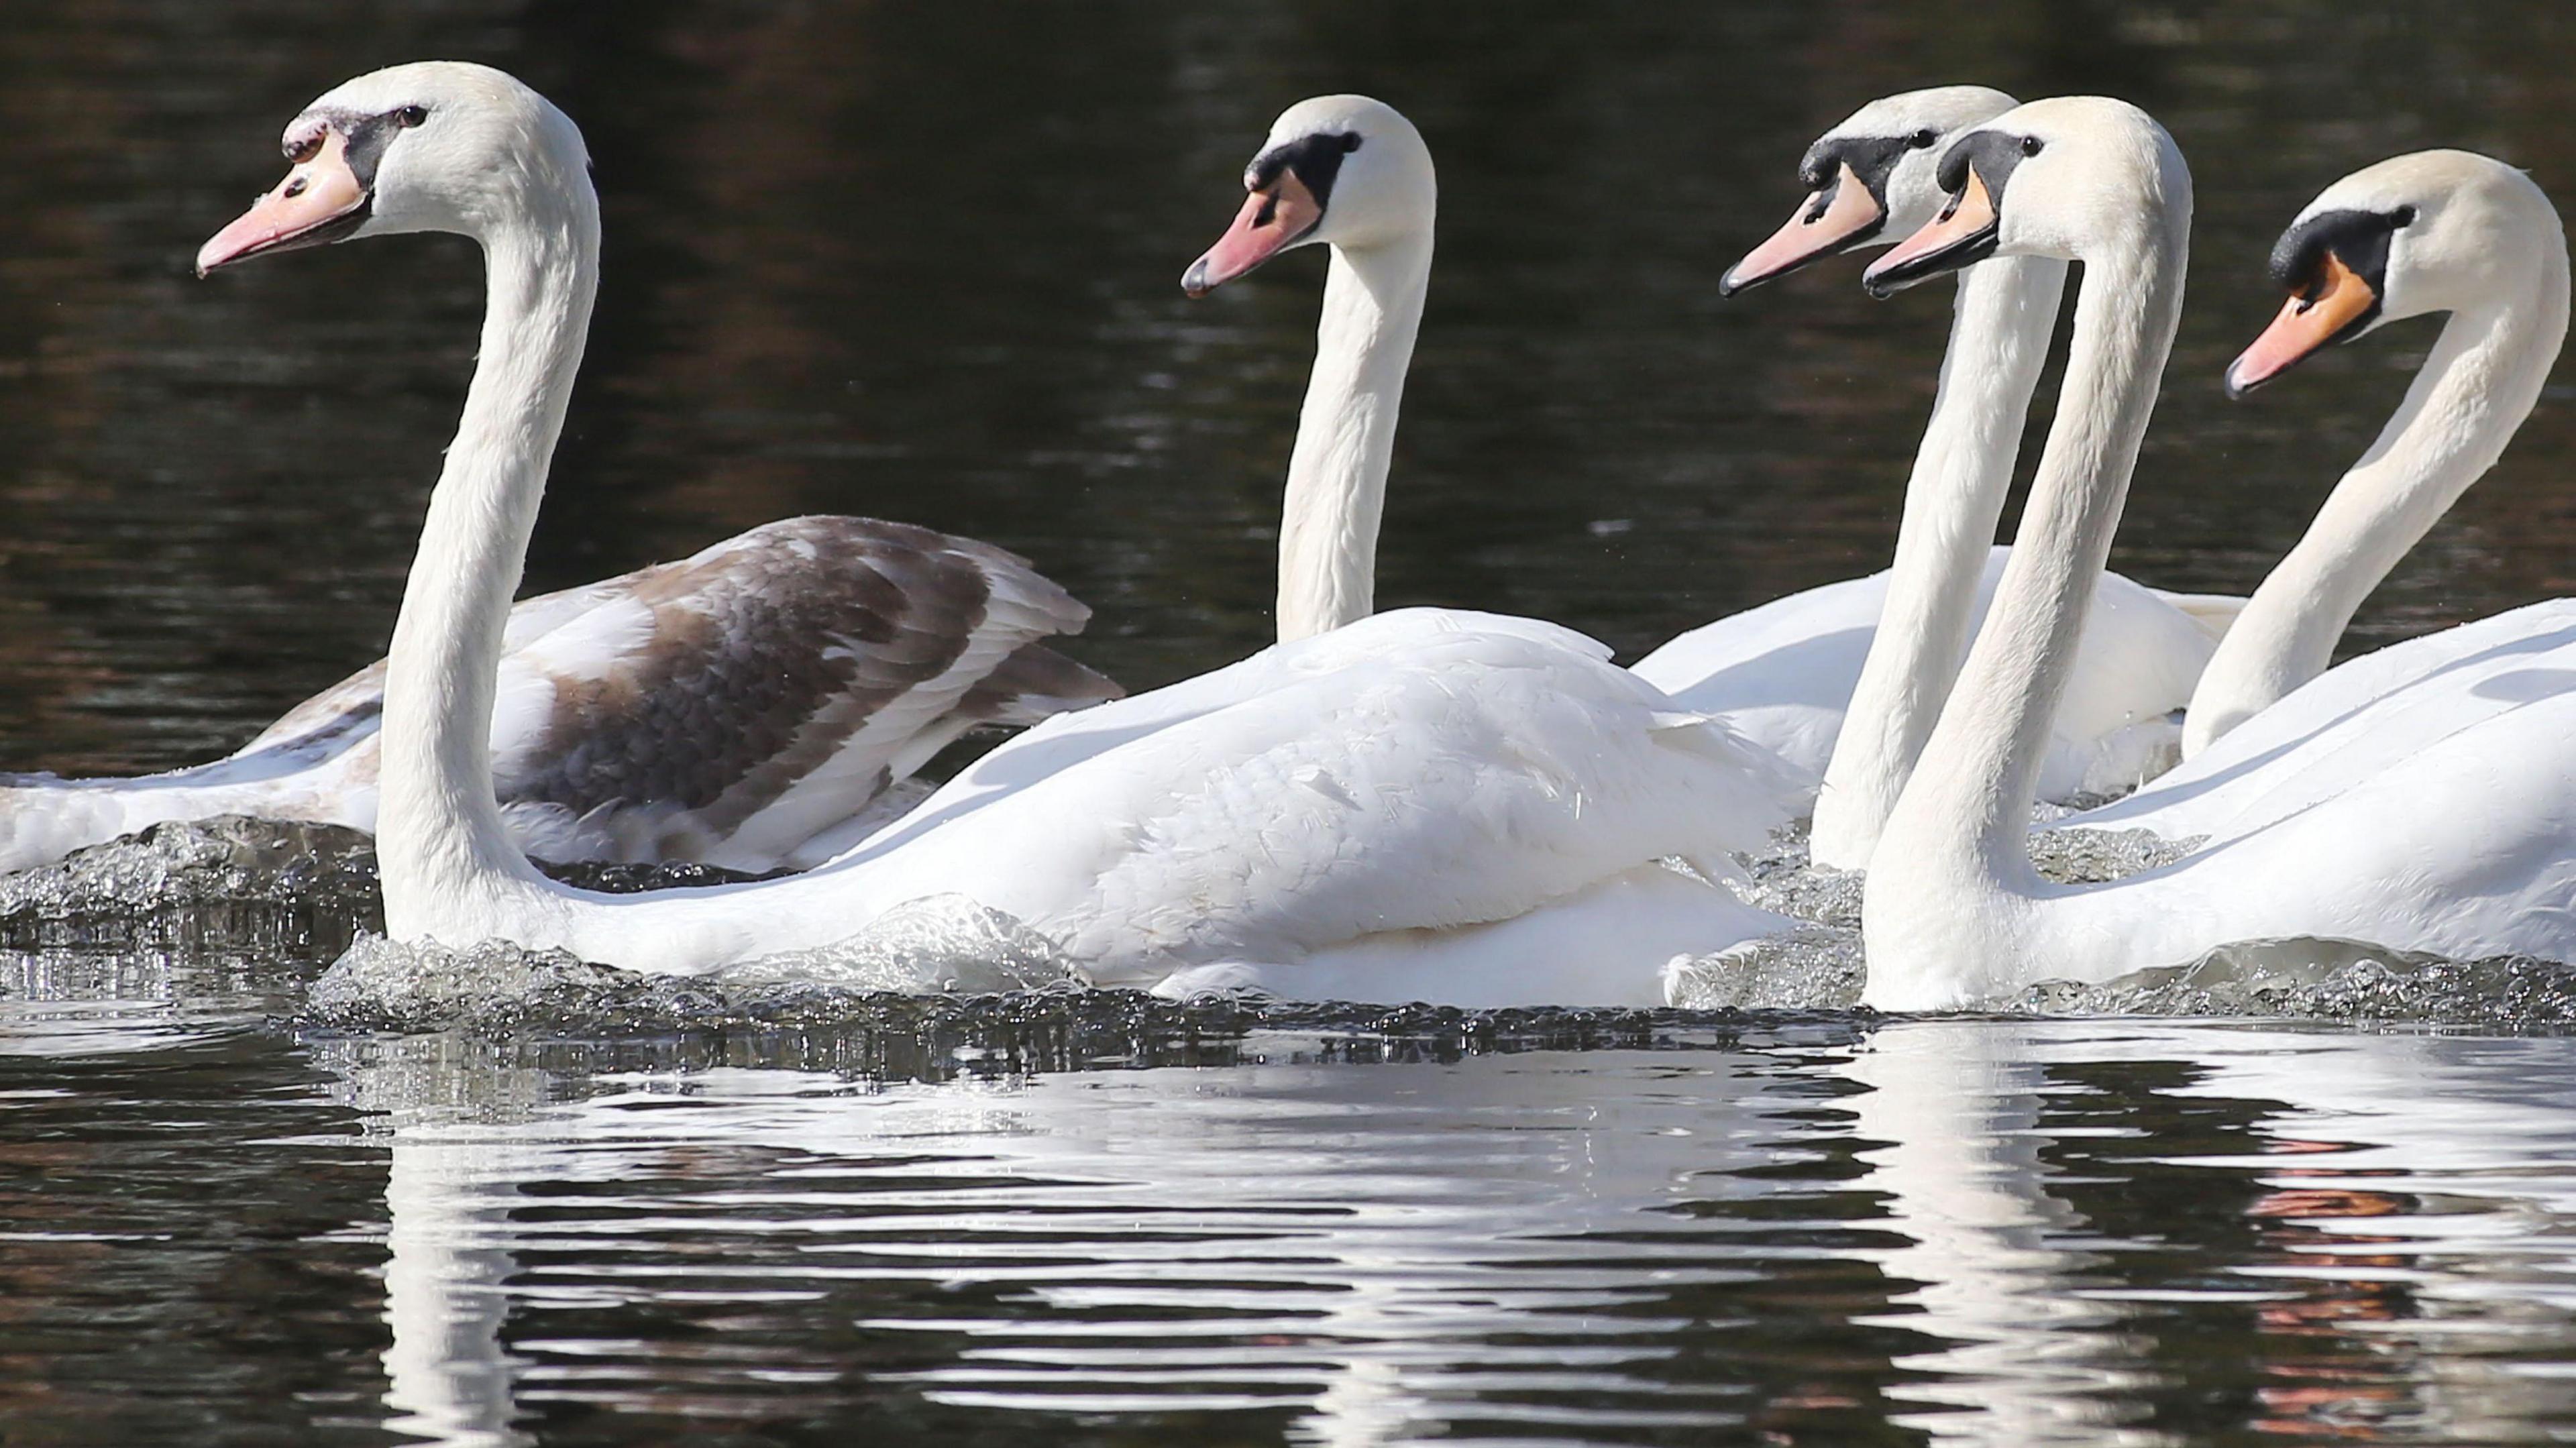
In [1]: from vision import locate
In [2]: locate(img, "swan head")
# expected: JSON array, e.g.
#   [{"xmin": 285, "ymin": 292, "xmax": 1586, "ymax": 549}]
[
  {"xmin": 1181, "ymin": 95, "xmax": 1435, "ymax": 296},
  {"xmin": 196, "ymin": 61, "xmax": 590, "ymax": 276},
  {"xmin": 2225, "ymin": 150, "xmax": 2562, "ymax": 396},
  {"xmin": 1719, "ymin": 85, "xmax": 2019, "ymax": 296},
  {"xmin": 1864, "ymin": 96, "xmax": 2190, "ymax": 298}
]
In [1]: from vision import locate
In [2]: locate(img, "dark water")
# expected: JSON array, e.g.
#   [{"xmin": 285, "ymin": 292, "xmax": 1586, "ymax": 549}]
[
  {"xmin": 9, "ymin": 1, "xmax": 2576, "ymax": 1443},
  {"xmin": 18, "ymin": 979, "xmax": 2576, "ymax": 1446}
]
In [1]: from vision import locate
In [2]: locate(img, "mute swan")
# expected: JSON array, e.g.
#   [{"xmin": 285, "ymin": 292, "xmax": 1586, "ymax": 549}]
[
  {"xmin": 211, "ymin": 66, "xmax": 1798, "ymax": 1001},
  {"xmin": 0, "ymin": 520, "xmax": 1118, "ymax": 874},
  {"xmin": 1856, "ymin": 98, "xmax": 2576, "ymax": 1009},
  {"xmin": 2063, "ymin": 152, "xmax": 2575, "ymax": 850},
  {"xmin": 2176, "ymin": 150, "xmax": 2570, "ymax": 753},
  {"xmin": 1631, "ymin": 87, "xmax": 2238, "ymax": 869},
  {"xmin": 1181, "ymin": 85, "xmax": 2234, "ymax": 873}
]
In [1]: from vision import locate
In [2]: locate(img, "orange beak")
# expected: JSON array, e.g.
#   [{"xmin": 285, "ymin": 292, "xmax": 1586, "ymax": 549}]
[
  {"xmin": 1862, "ymin": 168, "xmax": 2000, "ymax": 298},
  {"xmin": 1720, "ymin": 164, "xmax": 1886, "ymax": 296},
  {"xmin": 195, "ymin": 129, "xmax": 370, "ymax": 277},
  {"xmin": 1182, "ymin": 168, "xmax": 1324, "ymax": 297},
  {"xmin": 2224, "ymin": 252, "xmax": 2381, "ymax": 397}
]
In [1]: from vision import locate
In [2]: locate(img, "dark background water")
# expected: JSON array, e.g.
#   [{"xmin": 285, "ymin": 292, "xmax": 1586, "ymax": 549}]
[
  {"xmin": 3, "ymin": 0, "xmax": 2573, "ymax": 773},
  {"xmin": 10, "ymin": 3, "xmax": 2576, "ymax": 1445}
]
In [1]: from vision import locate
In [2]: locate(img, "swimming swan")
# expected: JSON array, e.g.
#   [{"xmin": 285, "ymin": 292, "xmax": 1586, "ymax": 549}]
[
  {"xmin": 1633, "ymin": 87, "xmax": 2238, "ymax": 869},
  {"xmin": 1856, "ymin": 99, "xmax": 2576, "ymax": 1009},
  {"xmin": 207, "ymin": 65, "xmax": 1799, "ymax": 1001}
]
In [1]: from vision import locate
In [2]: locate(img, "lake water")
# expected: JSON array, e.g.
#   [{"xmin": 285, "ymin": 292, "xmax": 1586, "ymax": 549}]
[{"xmin": 6, "ymin": 1, "xmax": 2576, "ymax": 1443}]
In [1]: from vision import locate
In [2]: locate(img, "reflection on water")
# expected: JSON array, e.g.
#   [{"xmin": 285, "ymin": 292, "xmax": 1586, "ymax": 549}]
[{"xmin": 18, "ymin": 1010, "xmax": 2576, "ymax": 1445}]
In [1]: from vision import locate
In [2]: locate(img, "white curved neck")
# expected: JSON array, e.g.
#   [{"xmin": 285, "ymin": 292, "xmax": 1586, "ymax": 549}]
[
  {"xmin": 375, "ymin": 199, "xmax": 600, "ymax": 932},
  {"xmin": 1808, "ymin": 254, "xmax": 2068, "ymax": 870},
  {"xmin": 2182, "ymin": 252, "xmax": 2569, "ymax": 752},
  {"xmin": 1867, "ymin": 203, "xmax": 2189, "ymax": 993},
  {"xmin": 1275, "ymin": 233, "xmax": 1431, "ymax": 643}
]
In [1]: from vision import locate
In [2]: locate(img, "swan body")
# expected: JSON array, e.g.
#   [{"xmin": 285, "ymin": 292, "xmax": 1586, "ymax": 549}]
[
  {"xmin": 1632, "ymin": 545, "xmax": 2235, "ymax": 803},
  {"xmin": 409, "ymin": 606, "xmax": 1806, "ymax": 989},
  {"xmin": 1856, "ymin": 101, "xmax": 2576, "ymax": 1008},
  {"xmin": 2069, "ymin": 596, "xmax": 2576, "ymax": 851},
  {"xmin": 0, "ymin": 518, "xmax": 1118, "ymax": 875},
  {"xmin": 2180, "ymin": 150, "xmax": 2569, "ymax": 753},
  {"xmin": 1655, "ymin": 87, "xmax": 2237, "ymax": 869},
  {"xmin": 213, "ymin": 68, "xmax": 1798, "ymax": 1002}
]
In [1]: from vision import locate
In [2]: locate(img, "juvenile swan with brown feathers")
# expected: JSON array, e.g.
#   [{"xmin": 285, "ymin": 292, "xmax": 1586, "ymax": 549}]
[
  {"xmin": 201, "ymin": 67, "xmax": 1807, "ymax": 1003},
  {"xmin": 0, "ymin": 74, "xmax": 1122, "ymax": 878}
]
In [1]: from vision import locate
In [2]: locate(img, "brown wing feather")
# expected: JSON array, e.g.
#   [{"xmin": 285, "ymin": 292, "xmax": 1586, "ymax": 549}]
[
  {"xmin": 957, "ymin": 643, "xmax": 1126, "ymax": 728},
  {"xmin": 496, "ymin": 516, "xmax": 1109, "ymax": 858},
  {"xmin": 219, "ymin": 516, "xmax": 1111, "ymax": 867}
]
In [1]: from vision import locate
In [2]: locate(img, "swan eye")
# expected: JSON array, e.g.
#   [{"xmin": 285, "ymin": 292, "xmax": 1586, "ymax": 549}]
[
  {"xmin": 2019, "ymin": 135, "xmax": 2044, "ymax": 157},
  {"xmin": 285, "ymin": 135, "xmax": 322, "ymax": 164},
  {"xmin": 2392, "ymin": 204, "xmax": 2418, "ymax": 226},
  {"xmin": 1908, "ymin": 128, "xmax": 1937, "ymax": 150},
  {"xmin": 396, "ymin": 105, "xmax": 429, "ymax": 128},
  {"xmin": 1340, "ymin": 133, "xmax": 1363, "ymax": 154}
]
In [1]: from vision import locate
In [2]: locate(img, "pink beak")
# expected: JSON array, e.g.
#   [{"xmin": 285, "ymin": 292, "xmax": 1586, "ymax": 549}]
[
  {"xmin": 1862, "ymin": 168, "xmax": 2001, "ymax": 298},
  {"xmin": 1182, "ymin": 168, "xmax": 1324, "ymax": 297},
  {"xmin": 196, "ymin": 129, "xmax": 370, "ymax": 277},
  {"xmin": 1720, "ymin": 164, "xmax": 1886, "ymax": 296}
]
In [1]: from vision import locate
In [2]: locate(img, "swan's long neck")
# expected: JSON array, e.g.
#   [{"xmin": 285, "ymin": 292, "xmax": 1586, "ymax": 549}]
[
  {"xmin": 376, "ymin": 197, "xmax": 600, "ymax": 931},
  {"xmin": 1867, "ymin": 190, "xmax": 2188, "ymax": 998},
  {"xmin": 2182, "ymin": 249, "xmax": 2569, "ymax": 752},
  {"xmin": 1275, "ymin": 232, "xmax": 1431, "ymax": 643},
  {"xmin": 1808, "ymin": 254, "xmax": 2067, "ymax": 870}
]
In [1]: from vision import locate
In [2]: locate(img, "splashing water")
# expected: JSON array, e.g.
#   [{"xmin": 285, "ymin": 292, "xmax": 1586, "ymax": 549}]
[
  {"xmin": 1665, "ymin": 922, "xmax": 1865, "ymax": 1010},
  {"xmin": 14, "ymin": 802, "xmax": 2571, "ymax": 1035},
  {"xmin": 1735, "ymin": 822, "xmax": 1865, "ymax": 928},
  {"xmin": 2026, "ymin": 823, "xmax": 2201, "ymax": 883},
  {"xmin": 307, "ymin": 893, "xmax": 1083, "ymax": 1034},
  {"xmin": 2021, "ymin": 939, "xmax": 2576, "ymax": 1032},
  {"xmin": 0, "ymin": 817, "xmax": 380, "ymax": 925}
]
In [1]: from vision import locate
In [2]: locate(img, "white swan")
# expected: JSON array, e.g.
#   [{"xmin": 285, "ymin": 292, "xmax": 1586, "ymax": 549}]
[
  {"xmin": 218, "ymin": 66, "xmax": 1799, "ymax": 1001},
  {"xmin": 2175, "ymin": 150, "xmax": 2570, "ymax": 754},
  {"xmin": 2076, "ymin": 151, "xmax": 2573, "ymax": 850},
  {"xmin": 0, "ymin": 519, "xmax": 1118, "ymax": 874},
  {"xmin": 1855, "ymin": 98, "xmax": 2576, "ymax": 1009},
  {"xmin": 1629, "ymin": 87, "xmax": 2239, "ymax": 869},
  {"xmin": 1181, "ymin": 85, "xmax": 2233, "ymax": 872}
]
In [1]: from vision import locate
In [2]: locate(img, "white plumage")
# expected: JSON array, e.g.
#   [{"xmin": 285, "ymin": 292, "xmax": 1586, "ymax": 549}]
[
  {"xmin": 216, "ymin": 66, "xmax": 1800, "ymax": 1005},
  {"xmin": 1857, "ymin": 100, "xmax": 2576, "ymax": 1009}
]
